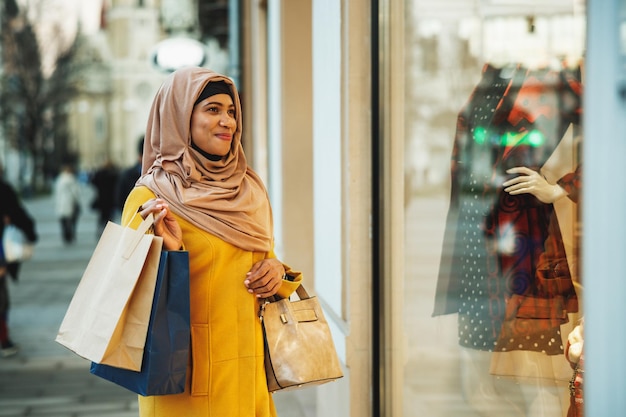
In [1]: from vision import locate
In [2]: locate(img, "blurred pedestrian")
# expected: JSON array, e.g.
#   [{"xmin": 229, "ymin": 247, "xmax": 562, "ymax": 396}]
[
  {"xmin": 0, "ymin": 166, "xmax": 38, "ymax": 357},
  {"xmin": 90, "ymin": 160, "xmax": 119, "ymax": 237},
  {"xmin": 116, "ymin": 136, "xmax": 144, "ymax": 212},
  {"xmin": 54, "ymin": 164, "xmax": 81, "ymax": 245}
]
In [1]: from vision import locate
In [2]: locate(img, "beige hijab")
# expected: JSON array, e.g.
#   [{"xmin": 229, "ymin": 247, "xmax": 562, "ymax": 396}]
[{"xmin": 137, "ymin": 66, "xmax": 273, "ymax": 252}]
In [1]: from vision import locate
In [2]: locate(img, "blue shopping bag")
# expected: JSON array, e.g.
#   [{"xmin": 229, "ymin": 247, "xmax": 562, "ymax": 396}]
[{"xmin": 90, "ymin": 250, "xmax": 190, "ymax": 396}]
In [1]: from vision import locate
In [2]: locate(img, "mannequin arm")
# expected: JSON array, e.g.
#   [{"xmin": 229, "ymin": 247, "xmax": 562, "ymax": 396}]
[{"xmin": 503, "ymin": 167, "xmax": 567, "ymax": 204}]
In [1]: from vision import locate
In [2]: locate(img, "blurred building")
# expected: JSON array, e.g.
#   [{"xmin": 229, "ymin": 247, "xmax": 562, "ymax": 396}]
[
  {"xmin": 68, "ymin": 1, "xmax": 161, "ymax": 172},
  {"xmin": 67, "ymin": 0, "xmax": 230, "ymax": 172}
]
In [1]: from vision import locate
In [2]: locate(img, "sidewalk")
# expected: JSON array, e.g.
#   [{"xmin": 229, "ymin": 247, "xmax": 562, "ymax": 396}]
[{"xmin": 0, "ymin": 188, "xmax": 314, "ymax": 417}]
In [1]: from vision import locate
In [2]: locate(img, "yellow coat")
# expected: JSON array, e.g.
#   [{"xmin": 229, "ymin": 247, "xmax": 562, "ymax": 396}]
[{"xmin": 123, "ymin": 186, "xmax": 302, "ymax": 417}]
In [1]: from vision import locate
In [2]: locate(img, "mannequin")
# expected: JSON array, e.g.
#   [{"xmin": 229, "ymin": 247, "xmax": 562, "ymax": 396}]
[{"xmin": 433, "ymin": 62, "xmax": 583, "ymax": 417}]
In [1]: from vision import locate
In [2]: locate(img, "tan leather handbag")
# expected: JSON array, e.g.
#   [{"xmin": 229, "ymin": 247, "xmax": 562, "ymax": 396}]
[{"xmin": 260, "ymin": 285, "xmax": 343, "ymax": 392}]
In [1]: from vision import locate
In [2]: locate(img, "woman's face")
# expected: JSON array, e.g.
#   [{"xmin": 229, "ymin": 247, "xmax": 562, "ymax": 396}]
[{"xmin": 190, "ymin": 93, "xmax": 237, "ymax": 157}]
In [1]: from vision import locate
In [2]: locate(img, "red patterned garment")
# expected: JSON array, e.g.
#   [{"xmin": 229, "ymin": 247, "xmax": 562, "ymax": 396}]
[
  {"xmin": 567, "ymin": 346, "xmax": 584, "ymax": 417},
  {"xmin": 434, "ymin": 65, "xmax": 582, "ymax": 355}
]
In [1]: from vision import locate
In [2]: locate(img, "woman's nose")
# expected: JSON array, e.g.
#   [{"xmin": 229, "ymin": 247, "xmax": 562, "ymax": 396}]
[{"xmin": 220, "ymin": 116, "xmax": 234, "ymax": 127}]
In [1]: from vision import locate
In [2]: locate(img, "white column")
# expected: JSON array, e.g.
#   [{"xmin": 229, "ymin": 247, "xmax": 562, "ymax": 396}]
[
  {"xmin": 267, "ymin": 0, "xmax": 284, "ymax": 254},
  {"xmin": 584, "ymin": 0, "xmax": 626, "ymax": 414},
  {"xmin": 312, "ymin": 0, "xmax": 343, "ymax": 342}
]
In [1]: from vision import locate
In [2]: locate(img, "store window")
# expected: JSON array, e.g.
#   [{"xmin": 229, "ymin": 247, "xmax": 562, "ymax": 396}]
[{"xmin": 401, "ymin": 1, "xmax": 585, "ymax": 416}]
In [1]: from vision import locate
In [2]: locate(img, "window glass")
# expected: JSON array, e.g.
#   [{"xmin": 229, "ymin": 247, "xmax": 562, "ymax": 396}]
[{"xmin": 403, "ymin": 2, "xmax": 585, "ymax": 416}]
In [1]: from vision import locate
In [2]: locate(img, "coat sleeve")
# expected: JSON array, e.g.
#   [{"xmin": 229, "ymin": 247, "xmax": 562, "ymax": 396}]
[
  {"xmin": 266, "ymin": 247, "xmax": 303, "ymax": 299},
  {"xmin": 120, "ymin": 186, "xmax": 156, "ymax": 228}
]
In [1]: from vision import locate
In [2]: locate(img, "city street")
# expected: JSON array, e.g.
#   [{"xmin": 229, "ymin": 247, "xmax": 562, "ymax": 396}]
[{"xmin": 0, "ymin": 185, "xmax": 313, "ymax": 417}]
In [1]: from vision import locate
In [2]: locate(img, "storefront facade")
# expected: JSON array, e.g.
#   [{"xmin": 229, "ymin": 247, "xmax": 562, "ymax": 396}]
[{"xmin": 241, "ymin": 0, "xmax": 623, "ymax": 415}]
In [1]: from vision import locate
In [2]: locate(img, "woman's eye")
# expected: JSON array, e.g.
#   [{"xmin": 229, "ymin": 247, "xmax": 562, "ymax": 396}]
[
  {"xmin": 228, "ymin": 110, "xmax": 236, "ymax": 117},
  {"xmin": 207, "ymin": 106, "xmax": 219, "ymax": 113}
]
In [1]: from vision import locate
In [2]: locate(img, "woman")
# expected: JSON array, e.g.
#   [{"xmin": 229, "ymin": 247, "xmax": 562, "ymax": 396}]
[
  {"xmin": 123, "ymin": 67, "xmax": 301, "ymax": 416},
  {"xmin": 54, "ymin": 164, "xmax": 81, "ymax": 244}
]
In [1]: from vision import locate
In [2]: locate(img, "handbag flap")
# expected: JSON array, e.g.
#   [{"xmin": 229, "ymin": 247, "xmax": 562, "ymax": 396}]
[{"xmin": 292, "ymin": 309, "xmax": 317, "ymax": 323}]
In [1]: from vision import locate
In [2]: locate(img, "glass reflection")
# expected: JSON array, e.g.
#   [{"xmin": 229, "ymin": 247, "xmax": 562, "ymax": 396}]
[
  {"xmin": 434, "ymin": 62, "xmax": 582, "ymax": 415},
  {"xmin": 404, "ymin": 5, "xmax": 584, "ymax": 417}
]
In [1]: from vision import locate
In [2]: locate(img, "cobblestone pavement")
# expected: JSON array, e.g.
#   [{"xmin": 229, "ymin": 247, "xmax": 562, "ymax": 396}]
[{"xmin": 0, "ymin": 187, "xmax": 313, "ymax": 417}]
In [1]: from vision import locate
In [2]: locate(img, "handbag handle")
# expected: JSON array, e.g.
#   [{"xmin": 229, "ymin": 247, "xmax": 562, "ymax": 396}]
[
  {"xmin": 264, "ymin": 284, "xmax": 310, "ymax": 304},
  {"xmin": 259, "ymin": 284, "xmax": 311, "ymax": 321},
  {"xmin": 122, "ymin": 213, "xmax": 155, "ymax": 260},
  {"xmin": 294, "ymin": 285, "xmax": 310, "ymax": 300}
]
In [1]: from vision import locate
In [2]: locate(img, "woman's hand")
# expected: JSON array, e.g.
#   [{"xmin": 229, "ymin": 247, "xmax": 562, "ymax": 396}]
[
  {"xmin": 244, "ymin": 258, "xmax": 285, "ymax": 298},
  {"xmin": 138, "ymin": 198, "xmax": 183, "ymax": 250},
  {"xmin": 503, "ymin": 167, "xmax": 567, "ymax": 204}
]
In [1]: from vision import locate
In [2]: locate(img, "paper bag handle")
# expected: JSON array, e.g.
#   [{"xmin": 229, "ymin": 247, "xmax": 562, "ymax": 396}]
[{"xmin": 122, "ymin": 213, "xmax": 155, "ymax": 260}]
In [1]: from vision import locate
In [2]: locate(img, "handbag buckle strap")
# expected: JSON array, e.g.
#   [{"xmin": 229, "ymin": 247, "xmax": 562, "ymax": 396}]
[{"xmin": 258, "ymin": 300, "xmax": 269, "ymax": 322}]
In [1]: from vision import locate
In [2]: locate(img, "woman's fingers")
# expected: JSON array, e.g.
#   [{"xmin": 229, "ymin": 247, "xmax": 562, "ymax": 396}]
[
  {"xmin": 246, "ymin": 275, "xmax": 282, "ymax": 298},
  {"xmin": 136, "ymin": 198, "xmax": 183, "ymax": 250},
  {"xmin": 244, "ymin": 259, "xmax": 284, "ymax": 297}
]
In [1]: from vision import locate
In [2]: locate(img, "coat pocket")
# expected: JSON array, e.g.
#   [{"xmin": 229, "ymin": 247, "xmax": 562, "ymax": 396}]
[{"xmin": 190, "ymin": 323, "xmax": 209, "ymax": 396}]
